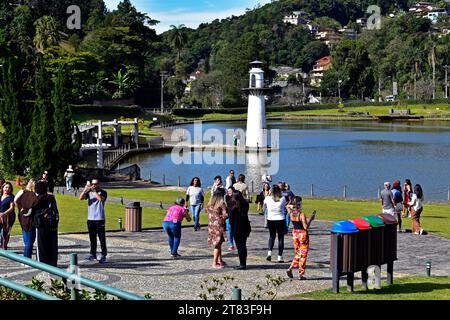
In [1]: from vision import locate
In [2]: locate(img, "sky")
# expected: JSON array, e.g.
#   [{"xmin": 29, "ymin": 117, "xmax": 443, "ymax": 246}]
[{"xmin": 104, "ymin": 0, "xmax": 273, "ymax": 34}]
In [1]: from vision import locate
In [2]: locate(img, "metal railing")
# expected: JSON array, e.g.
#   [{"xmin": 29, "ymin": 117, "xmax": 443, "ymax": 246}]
[{"xmin": 0, "ymin": 250, "xmax": 148, "ymax": 300}]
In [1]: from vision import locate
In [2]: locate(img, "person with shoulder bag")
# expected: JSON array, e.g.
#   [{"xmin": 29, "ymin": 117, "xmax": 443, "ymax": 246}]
[{"xmin": 0, "ymin": 182, "xmax": 16, "ymax": 250}]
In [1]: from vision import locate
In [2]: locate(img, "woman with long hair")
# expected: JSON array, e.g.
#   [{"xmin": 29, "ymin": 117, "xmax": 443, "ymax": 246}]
[
  {"xmin": 286, "ymin": 196, "xmax": 309, "ymax": 280},
  {"xmin": 228, "ymin": 190, "xmax": 251, "ymax": 270},
  {"xmin": 263, "ymin": 184, "xmax": 287, "ymax": 263},
  {"xmin": 186, "ymin": 177, "xmax": 204, "ymax": 231},
  {"xmin": 206, "ymin": 193, "xmax": 228, "ymax": 268},
  {"xmin": 14, "ymin": 179, "xmax": 38, "ymax": 258},
  {"xmin": 259, "ymin": 183, "xmax": 271, "ymax": 228},
  {"xmin": 0, "ymin": 182, "xmax": 16, "ymax": 250},
  {"xmin": 225, "ymin": 186, "xmax": 236, "ymax": 251},
  {"xmin": 408, "ymin": 184, "xmax": 425, "ymax": 235},
  {"xmin": 402, "ymin": 179, "xmax": 413, "ymax": 218}
]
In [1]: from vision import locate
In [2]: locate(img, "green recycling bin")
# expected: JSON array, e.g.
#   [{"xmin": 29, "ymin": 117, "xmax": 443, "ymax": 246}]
[{"xmin": 362, "ymin": 216, "xmax": 385, "ymax": 266}]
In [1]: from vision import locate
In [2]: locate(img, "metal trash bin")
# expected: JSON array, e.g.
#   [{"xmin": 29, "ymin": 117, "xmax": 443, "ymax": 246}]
[
  {"xmin": 125, "ymin": 202, "xmax": 142, "ymax": 232},
  {"xmin": 330, "ymin": 220, "xmax": 359, "ymax": 293},
  {"xmin": 362, "ymin": 216, "xmax": 385, "ymax": 266}
]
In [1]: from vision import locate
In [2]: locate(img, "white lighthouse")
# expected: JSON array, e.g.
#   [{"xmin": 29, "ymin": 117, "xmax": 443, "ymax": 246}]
[{"xmin": 245, "ymin": 61, "xmax": 267, "ymax": 149}]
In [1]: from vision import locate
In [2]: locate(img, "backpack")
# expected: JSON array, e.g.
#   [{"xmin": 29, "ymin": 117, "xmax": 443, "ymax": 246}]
[{"xmin": 33, "ymin": 198, "xmax": 59, "ymax": 230}]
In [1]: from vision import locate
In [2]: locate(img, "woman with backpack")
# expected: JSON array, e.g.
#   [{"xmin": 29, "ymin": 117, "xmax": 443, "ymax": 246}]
[
  {"xmin": 33, "ymin": 181, "xmax": 59, "ymax": 266},
  {"xmin": 0, "ymin": 182, "xmax": 16, "ymax": 250},
  {"xmin": 14, "ymin": 179, "xmax": 38, "ymax": 258}
]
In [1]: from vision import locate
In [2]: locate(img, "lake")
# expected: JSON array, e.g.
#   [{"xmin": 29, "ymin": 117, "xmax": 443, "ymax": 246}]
[{"xmin": 121, "ymin": 120, "xmax": 450, "ymax": 201}]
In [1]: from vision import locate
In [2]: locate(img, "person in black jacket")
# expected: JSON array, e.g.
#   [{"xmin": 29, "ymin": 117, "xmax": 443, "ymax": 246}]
[
  {"xmin": 228, "ymin": 190, "xmax": 251, "ymax": 270},
  {"xmin": 33, "ymin": 181, "xmax": 59, "ymax": 266}
]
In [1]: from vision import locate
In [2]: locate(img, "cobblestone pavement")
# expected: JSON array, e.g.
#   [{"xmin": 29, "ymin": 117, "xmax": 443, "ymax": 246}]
[{"xmin": 1, "ymin": 214, "xmax": 449, "ymax": 300}]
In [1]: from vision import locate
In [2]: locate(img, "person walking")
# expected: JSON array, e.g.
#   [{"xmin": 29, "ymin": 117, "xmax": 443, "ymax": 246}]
[
  {"xmin": 206, "ymin": 193, "xmax": 228, "ymax": 269},
  {"xmin": 14, "ymin": 179, "xmax": 38, "ymax": 258},
  {"xmin": 211, "ymin": 175, "xmax": 225, "ymax": 196},
  {"xmin": 79, "ymin": 179, "xmax": 108, "ymax": 263},
  {"xmin": 286, "ymin": 196, "xmax": 309, "ymax": 280},
  {"xmin": 162, "ymin": 197, "xmax": 192, "ymax": 258},
  {"xmin": 225, "ymin": 187, "xmax": 236, "ymax": 251},
  {"xmin": 186, "ymin": 177, "xmax": 204, "ymax": 231},
  {"xmin": 233, "ymin": 174, "xmax": 249, "ymax": 202},
  {"xmin": 391, "ymin": 180, "xmax": 404, "ymax": 232},
  {"xmin": 402, "ymin": 179, "xmax": 413, "ymax": 218},
  {"xmin": 264, "ymin": 184, "xmax": 287, "ymax": 263},
  {"xmin": 64, "ymin": 165, "xmax": 75, "ymax": 191},
  {"xmin": 279, "ymin": 181, "xmax": 294, "ymax": 234},
  {"xmin": 381, "ymin": 182, "xmax": 395, "ymax": 216},
  {"xmin": 40, "ymin": 170, "xmax": 54, "ymax": 194},
  {"xmin": 229, "ymin": 190, "xmax": 251, "ymax": 270},
  {"xmin": 0, "ymin": 182, "xmax": 16, "ymax": 250},
  {"xmin": 408, "ymin": 184, "xmax": 425, "ymax": 235},
  {"xmin": 32, "ymin": 181, "xmax": 59, "ymax": 267},
  {"xmin": 225, "ymin": 170, "xmax": 236, "ymax": 190}
]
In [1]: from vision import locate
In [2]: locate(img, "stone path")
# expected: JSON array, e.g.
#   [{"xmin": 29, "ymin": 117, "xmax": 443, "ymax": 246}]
[{"xmin": 1, "ymin": 215, "xmax": 449, "ymax": 300}]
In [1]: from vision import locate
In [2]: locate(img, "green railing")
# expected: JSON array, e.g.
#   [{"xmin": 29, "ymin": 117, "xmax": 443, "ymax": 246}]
[{"xmin": 0, "ymin": 250, "xmax": 148, "ymax": 300}]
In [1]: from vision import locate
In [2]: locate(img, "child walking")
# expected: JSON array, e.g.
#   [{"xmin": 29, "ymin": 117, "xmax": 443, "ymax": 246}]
[{"xmin": 286, "ymin": 196, "xmax": 309, "ymax": 280}]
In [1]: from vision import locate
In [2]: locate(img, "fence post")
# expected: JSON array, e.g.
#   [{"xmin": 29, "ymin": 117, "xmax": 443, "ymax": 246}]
[
  {"xmin": 178, "ymin": 176, "xmax": 181, "ymax": 187},
  {"xmin": 448, "ymin": 188, "xmax": 450, "ymax": 201},
  {"xmin": 232, "ymin": 288, "xmax": 242, "ymax": 300},
  {"xmin": 149, "ymin": 171, "xmax": 152, "ymax": 183},
  {"xmin": 311, "ymin": 184, "xmax": 314, "ymax": 197},
  {"xmin": 163, "ymin": 174, "xmax": 166, "ymax": 185},
  {"xmin": 69, "ymin": 254, "xmax": 78, "ymax": 300},
  {"xmin": 343, "ymin": 185, "xmax": 347, "ymax": 199},
  {"xmin": 251, "ymin": 180, "xmax": 254, "ymax": 193},
  {"xmin": 378, "ymin": 186, "xmax": 381, "ymax": 199}
]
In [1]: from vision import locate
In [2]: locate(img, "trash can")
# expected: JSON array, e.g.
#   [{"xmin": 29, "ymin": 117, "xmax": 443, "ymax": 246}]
[
  {"xmin": 349, "ymin": 218, "xmax": 372, "ymax": 272},
  {"xmin": 362, "ymin": 216, "xmax": 385, "ymax": 266},
  {"xmin": 378, "ymin": 214, "xmax": 398, "ymax": 264},
  {"xmin": 330, "ymin": 220, "xmax": 359, "ymax": 293},
  {"xmin": 125, "ymin": 202, "xmax": 142, "ymax": 232}
]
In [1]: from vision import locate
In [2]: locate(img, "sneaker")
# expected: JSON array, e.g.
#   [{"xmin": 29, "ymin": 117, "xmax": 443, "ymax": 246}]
[
  {"xmin": 234, "ymin": 265, "xmax": 246, "ymax": 270},
  {"xmin": 419, "ymin": 229, "xmax": 424, "ymax": 235},
  {"xmin": 298, "ymin": 276, "xmax": 306, "ymax": 280},
  {"xmin": 266, "ymin": 255, "xmax": 271, "ymax": 262},
  {"xmin": 286, "ymin": 270, "xmax": 293, "ymax": 278},
  {"xmin": 228, "ymin": 246, "xmax": 235, "ymax": 251},
  {"xmin": 98, "ymin": 256, "xmax": 107, "ymax": 264},
  {"xmin": 413, "ymin": 232, "xmax": 419, "ymax": 235},
  {"xmin": 277, "ymin": 256, "xmax": 284, "ymax": 263},
  {"xmin": 85, "ymin": 254, "xmax": 97, "ymax": 261}
]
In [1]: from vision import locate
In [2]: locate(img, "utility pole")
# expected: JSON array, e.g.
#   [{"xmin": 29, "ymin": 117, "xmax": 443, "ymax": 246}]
[
  {"xmin": 444, "ymin": 65, "xmax": 449, "ymax": 99},
  {"xmin": 160, "ymin": 71, "xmax": 168, "ymax": 114},
  {"xmin": 338, "ymin": 79, "xmax": 342, "ymax": 102}
]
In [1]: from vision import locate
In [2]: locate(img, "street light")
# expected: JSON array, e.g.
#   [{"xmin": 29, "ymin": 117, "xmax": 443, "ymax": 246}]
[
  {"xmin": 444, "ymin": 65, "xmax": 449, "ymax": 99},
  {"xmin": 338, "ymin": 79, "xmax": 342, "ymax": 102}
]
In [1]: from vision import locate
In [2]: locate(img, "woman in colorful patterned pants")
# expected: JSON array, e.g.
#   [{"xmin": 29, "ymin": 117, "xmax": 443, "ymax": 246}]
[{"xmin": 285, "ymin": 196, "xmax": 309, "ymax": 280}]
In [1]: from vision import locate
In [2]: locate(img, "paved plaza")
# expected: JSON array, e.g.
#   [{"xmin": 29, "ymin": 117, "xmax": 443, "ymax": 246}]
[{"xmin": 1, "ymin": 212, "xmax": 449, "ymax": 300}]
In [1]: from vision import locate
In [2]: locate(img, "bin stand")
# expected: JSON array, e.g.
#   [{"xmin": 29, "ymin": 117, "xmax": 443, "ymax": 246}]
[
  {"xmin": 387, "ymin": 262, "xmax": 394, "ymax": 285},
  {"xmin": 331, "ymin": 233, "xmax": 340, "ymax": 294},
  {"xmin": 361, "ymin": 269, "xmax": 369, "ymax": 291},
  {"xmin": 346, "ymin": 273, "xmax": 354, "ymax": 292}
]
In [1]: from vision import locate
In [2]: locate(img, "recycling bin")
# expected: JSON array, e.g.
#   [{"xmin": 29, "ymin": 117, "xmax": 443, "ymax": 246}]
[
  {"xmin": 349, "ymin": 218, "xmax": 372, "ymax": 272},
  {"xmin": 125, "ymin": 202, "xmax": 142, "ymax": 232},
  {"xmin": 362, "ymin": 216, "xmax": 385, "ymax": 266},
  {"xmin": 378, "ymin": 214, "xmax": 398, "ymax": 264},
  {"xmin": 330, "ymin": 220, "xmax": 359, "ymax": 293}
]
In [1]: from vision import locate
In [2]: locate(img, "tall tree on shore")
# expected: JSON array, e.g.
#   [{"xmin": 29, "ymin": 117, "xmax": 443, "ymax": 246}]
[
  {"xmin": 34, "ymin": 15, "xmax": 60, "ymax": 53},
  {"xmin": 169, "ymin": 24, "xmax": 187, "ymax": 61}
]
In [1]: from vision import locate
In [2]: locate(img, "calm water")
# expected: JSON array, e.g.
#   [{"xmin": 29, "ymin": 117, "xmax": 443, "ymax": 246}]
[{"xmin": 121, "ymin": 121, "xmax": 450, "ymax": 200}]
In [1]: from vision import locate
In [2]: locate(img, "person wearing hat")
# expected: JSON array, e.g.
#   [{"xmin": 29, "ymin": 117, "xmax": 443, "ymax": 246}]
[
  {"xmin": 162, "ymin": 197, "xmax": 192, "ymax": 258},
  {"xmin": 64, "ymin": 165, "xmax": 75, "ymax": 192},
  {"xmin": 381, "ymin": 182, "xmax": 395, "ymax": 216}
]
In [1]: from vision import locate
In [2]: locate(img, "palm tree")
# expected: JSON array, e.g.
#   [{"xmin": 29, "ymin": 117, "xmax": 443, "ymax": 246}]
[
  {"xmin": 34, "ymin": 16, "xmax": 60, "ymax": 54},
  {"xmin": 168, "ymin": 24, "xmax": 187, "ymax": 61}
]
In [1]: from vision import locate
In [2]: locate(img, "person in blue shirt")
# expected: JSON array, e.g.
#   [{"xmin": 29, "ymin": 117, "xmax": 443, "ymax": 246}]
[{"xmin": 278, "ymin": 181, "xmax": 294, "ymax": 234}]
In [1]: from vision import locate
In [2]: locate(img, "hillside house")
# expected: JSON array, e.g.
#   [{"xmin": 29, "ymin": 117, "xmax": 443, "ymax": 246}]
[
  {"xmin": 315, "ymin": 27, "xmax": 341, "ymax": 47},
  {"xmin": 309, "ymin": 56, "xmax": 332, "ymax": 87},
  {"xmin": 283, "ymin": 11, "xmax": 309, "ymax": 25}
]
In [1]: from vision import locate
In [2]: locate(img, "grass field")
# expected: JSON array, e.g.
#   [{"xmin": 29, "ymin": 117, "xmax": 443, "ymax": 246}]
[
  {"xmin": 292, "ymin": 276, "xmax": 450, "ymax": 300},
  {"xmin": 7, "ymin": 189, "xmax": 446, "ymax": 237}
]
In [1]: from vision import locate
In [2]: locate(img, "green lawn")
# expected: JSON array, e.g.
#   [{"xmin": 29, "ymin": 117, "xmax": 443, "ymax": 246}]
[{"xmin": 292, "ymin": 276, "xmax": 450, "ymax": 300}]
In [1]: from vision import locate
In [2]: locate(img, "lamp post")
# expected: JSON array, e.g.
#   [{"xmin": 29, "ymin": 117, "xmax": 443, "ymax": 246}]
[
  {"xmin": 160, "ymin": 71, "xmax": 169, "ymax": 114},
  {"xmin": 338, "ymin": 79, "xmax": 342, "ymax": 102},
  {"xmin": 444, "ymin": 65, "xmax": 449, "ymax": 99}
]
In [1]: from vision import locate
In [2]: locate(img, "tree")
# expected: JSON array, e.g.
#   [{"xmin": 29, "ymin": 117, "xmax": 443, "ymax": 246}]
[
  {"xmin": 169, "ymin": 24, "xmax": 187, "ymax": 61},
  {"xmin": 0, "ymin": 61, "xmax": 29, "ymax": 176},
  {"xmin": 26, "ymin": 61, "xmax": 54, "ymax": 177},
  {"xmin": 52, "ymin": 65, "xmax": 76, "ymax": 175},
  {"xmin": 109, "ymin": 68, "xmax": 136, "ymax": 99},
  {"xmin": 34, "ymin": 16, "xmax": 60, "ymax": 53}
]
